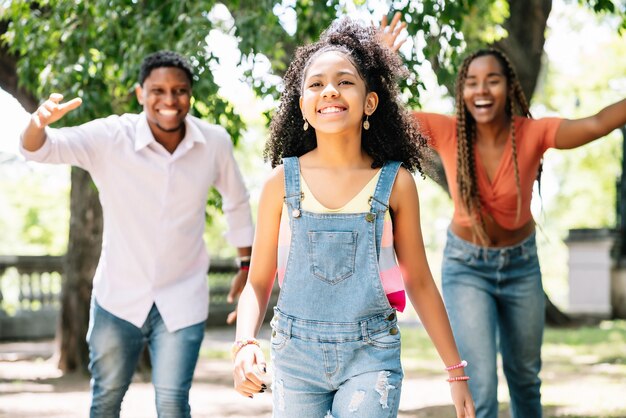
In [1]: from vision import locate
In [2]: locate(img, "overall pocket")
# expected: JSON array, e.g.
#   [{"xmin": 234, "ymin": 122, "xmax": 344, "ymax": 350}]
[
  {"xmin": 308, "ymin": 230, "xmax": 357, "ymax": 284},
  {"xmin": 270, "ymin": 329, "xmax": 289, "ymax": 351},
  {"xmin": 367, "ymin": 325, "xmax": 402, "ymax": 349}
]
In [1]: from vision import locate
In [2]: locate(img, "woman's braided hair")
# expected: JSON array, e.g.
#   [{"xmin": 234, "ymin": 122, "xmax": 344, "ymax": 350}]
[
  {"xmin": 265, "ymin": 18, "xmax": 427, "ymax": 172},
  {"xmin": 455, "ymin": 48, "xmax": 531, "ymax": 244}
]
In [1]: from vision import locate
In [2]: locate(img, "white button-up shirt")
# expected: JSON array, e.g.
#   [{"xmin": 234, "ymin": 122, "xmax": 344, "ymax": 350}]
[{"xmin": 20, "ymin": 113, "xmax": 254, "ymax": 331}]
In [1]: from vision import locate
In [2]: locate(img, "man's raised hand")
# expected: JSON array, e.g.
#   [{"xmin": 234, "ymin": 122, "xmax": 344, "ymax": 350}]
[{"xmin": 32, "ymin": 93, "xmax": 82, "ymax": 128}]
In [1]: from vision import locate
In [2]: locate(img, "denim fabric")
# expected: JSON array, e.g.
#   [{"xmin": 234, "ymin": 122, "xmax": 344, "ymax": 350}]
[
  {"xmin": 271, "ymin": 157, "xmax": 403, "ymax": 418},
  {"xmin": 87, "ymin": 300, "xmax": 204, "ymax": 418},
  {"xmin": 442, "ymin": 229, "xmax": 544, "ymax": 418}
]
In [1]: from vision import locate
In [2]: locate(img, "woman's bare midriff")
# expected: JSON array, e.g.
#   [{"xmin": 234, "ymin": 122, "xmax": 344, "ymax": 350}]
[{"xmin": 450, "ymin": 217, "xmax": 536, "ymax": 248}]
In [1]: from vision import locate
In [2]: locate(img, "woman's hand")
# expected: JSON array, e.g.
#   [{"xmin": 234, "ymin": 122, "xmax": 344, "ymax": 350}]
[
  {"xmin": 377, "ymin": 12, "xmax": 407, "ymax": 52},
  {"xmin": 232, "ymin": 344, "xmax": 267, "ymax": 398},
  {"xmin": 450, "ymin": 381, "xmax": 476, "ymax": 418}
]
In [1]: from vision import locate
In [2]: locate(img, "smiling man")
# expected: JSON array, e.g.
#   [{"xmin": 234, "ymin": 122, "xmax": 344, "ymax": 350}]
[{"xmin": 19, "ymin": 51, "xmax": 254, "ymax": 418}]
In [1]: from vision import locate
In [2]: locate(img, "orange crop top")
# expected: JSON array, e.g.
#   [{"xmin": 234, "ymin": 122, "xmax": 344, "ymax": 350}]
[{"xmin": 414, "ymin": 112, "xmax": 562, "ymax": 230}]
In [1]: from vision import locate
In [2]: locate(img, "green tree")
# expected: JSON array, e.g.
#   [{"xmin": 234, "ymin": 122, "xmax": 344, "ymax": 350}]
[{"xmin": 1, "ymin": 0, "xmax": 624, "ymax": 373}]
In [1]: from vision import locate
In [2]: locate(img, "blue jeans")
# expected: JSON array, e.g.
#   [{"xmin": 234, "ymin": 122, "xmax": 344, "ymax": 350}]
[
  {"xmin": 87, "ymin": 300, "xmax": 205, "ymax": 418},
  {"xmin": 442, "ymin": 229, "xmax": 544, "ymax": 418}
]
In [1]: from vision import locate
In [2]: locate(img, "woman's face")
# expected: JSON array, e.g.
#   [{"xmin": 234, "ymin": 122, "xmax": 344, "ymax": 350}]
[
  {"xmin": 462, "ymin": 54, "xmax": 509, "ymax": 125},
  {"xmin": 300, "ymin": 51, "xmax": 376, "ymax": 136}
]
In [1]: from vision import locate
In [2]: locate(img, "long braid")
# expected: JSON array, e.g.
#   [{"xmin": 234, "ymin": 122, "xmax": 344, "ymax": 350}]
[
  {"xmin": 511, "ymin": 125, "xmax": 522, "ymax": 221},
  {"xmin": 455, "ymin": 48, "xmax": 532, "ymax": 243},
  {"xmin": 455, "ymin": 50, "xmax": 489, "ymax": 245},
  {"xmin": 497, "ymin": 50, "xmax": 531, "ymax": 224}
]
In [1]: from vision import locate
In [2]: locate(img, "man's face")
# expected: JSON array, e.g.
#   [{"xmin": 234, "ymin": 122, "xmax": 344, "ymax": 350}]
[{"xmin": 135, "ymin": 67, "xmax": 191, "ymax": 138}]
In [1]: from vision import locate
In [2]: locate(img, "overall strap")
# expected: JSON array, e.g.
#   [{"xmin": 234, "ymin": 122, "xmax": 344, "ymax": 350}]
[
  {"xmin": 370, "ymin": 161, "xmax": 402, "ymax": 257},
  {"xmin": 370, "ymin": 161, "xmax": 401, "ymax": 212},
  {"xmin": 282, "ymin": 157, "xmax": 302, "ymax": 215}
]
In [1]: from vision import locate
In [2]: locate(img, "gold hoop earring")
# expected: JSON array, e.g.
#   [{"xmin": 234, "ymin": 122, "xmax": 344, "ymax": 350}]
[
  {"xmin": 363, "ymin": 115, "xmax": 370, "ymax": 130},
  {"xmin": 303, "ymin": 118, "xmax": 309, "ymax": 131}
]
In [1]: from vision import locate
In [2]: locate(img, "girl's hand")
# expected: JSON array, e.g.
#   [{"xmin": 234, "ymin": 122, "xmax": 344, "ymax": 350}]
[
  {"xmin": 232, "ymin": 344, "xmax": 267, "ymax": 398},
  {"xmin": 450, "ymin": 381, "xmax": 475, "ymax": 418}
]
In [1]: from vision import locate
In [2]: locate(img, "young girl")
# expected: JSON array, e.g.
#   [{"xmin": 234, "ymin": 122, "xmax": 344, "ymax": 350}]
[
  {"xmin": 381, "ymin": 17, "xmax": 626, "ymax": 418},
  {"xmin": 232, "ymin": 19, "xmax": 475, "ymax": 418}
]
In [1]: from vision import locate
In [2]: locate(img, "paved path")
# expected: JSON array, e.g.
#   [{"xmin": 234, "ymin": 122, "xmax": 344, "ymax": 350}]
[
  {"xmin": 1, "ymin": 325, "xmax": 625, "ymax": 417},
  {"xmin": 0, "ymin": 326, "xmax": 460, "ymax": 417}
]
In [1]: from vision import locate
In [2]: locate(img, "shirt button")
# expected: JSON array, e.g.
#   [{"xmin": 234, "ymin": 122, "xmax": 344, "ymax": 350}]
[
  {"xmin": 386, "ymin": 312, "xmax": 396, "ymax": 321},
  {"xmin": 389, "ymin": 327, "xmax": 398, "ymax": 335},
  {"xmin": 365, "ymin": 213, "xmax": 375, "ymax": 222},
  {"xmin": 272, "ymin": 330, "xmax": 277, "ymax": 337},
  {"xmin": 292, "ymin": 208, "xmax": 301, "ymax": 218}
]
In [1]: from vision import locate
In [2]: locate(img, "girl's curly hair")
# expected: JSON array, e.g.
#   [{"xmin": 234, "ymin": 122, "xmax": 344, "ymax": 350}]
[{"xmin": 265, "ymin": 18, "xmax": 426, "ymax": 173}]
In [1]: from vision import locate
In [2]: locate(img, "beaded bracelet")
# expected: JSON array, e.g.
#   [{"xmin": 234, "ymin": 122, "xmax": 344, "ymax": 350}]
[
  {"xmin": 447, "ymin": 375, "xmax": 470, "ymax": 383},
  {"xmin": 445, "ymin": 360, "xmax": 468, "ymax": 371},
  {"xmin": 231, "ymin": 338, "xmax": 260, "ymax": 360}
]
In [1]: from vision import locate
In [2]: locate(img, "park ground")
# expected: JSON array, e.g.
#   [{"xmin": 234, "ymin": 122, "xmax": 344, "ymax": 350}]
[{"xmin": 1, "ymin": 320, "xmax": 625, "ymax": 418}]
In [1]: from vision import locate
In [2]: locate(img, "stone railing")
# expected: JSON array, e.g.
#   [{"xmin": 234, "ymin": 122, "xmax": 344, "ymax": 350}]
[{"xmin": 0, "ymin": 255, "xmax": 278, "ymax": 340}]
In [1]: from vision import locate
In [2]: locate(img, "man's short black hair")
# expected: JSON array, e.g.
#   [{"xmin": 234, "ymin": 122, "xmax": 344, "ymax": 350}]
[{"xmin": 139, "ymin": 50, "xmax": 194, "ymax": 86}]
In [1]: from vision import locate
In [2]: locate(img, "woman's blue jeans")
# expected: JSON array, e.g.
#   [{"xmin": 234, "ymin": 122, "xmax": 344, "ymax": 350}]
[
  {"xmin": 87, "ymin": 300, "xmax": 204, "ymax": 418},
  {"xmin": 442, "ymin": 229, "xmax": 544, "ymax": 418}
]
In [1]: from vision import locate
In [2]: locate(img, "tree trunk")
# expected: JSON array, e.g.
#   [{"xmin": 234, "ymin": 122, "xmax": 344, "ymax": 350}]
[
  {"xmin": 57, "ymin": 168, "xmax": 102, "ymax": 373},
  {"xmin": 494, "ymin": 0, "xmax": 553, "ymax": 100},
  {"xmin": 0, "ymin": 21, "xmax": 38, "ymax": 112}
]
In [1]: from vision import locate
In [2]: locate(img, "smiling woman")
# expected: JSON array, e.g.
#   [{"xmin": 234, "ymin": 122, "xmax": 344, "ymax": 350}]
[{"xmin": 409, "ymin": 46, "xmax": 626, "ymax": 418}]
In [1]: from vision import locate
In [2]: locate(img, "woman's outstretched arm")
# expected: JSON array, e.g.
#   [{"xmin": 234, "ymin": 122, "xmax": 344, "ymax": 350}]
[{"xmin": 555, "ymin": 98, "xmax": 626, "ymax": 149}]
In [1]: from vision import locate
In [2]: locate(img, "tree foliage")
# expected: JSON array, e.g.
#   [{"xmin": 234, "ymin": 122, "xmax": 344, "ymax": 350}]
[
  {"xmin": 2, "ymin": 0, "xmax": 624, "ymax": 127},
  {"xmin": 2, "ymin": 0, "xmax": 242, "ymax": 141},
  {"xmin": 0, "ymin": 0, "xmax": 515, "ymax": 119}
]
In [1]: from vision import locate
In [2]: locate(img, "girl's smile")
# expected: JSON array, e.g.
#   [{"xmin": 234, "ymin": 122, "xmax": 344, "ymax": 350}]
[{"xmin": 300, "ymin": 51, "xmax": 375, "ymax": 137}]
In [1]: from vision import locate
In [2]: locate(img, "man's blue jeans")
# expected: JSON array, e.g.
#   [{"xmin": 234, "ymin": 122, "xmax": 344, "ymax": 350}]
[
  {"xmin": 442, "ymin": 229, "xmax": 544, "ymax": 418},
  {"xmin": 87, "ymin": 300, "xmax": 205, "ymax": 418}
]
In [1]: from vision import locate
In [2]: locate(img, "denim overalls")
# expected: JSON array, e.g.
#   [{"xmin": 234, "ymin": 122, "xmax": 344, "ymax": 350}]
[{"xmin": 270, "ymin": 157, "xmax": 403, "ymax": 418}]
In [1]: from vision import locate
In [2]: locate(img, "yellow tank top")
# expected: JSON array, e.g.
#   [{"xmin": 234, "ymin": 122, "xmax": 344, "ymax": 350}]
[{"xmin": 300, "ymin": 170, "xmax": 382, "ymax": 213}]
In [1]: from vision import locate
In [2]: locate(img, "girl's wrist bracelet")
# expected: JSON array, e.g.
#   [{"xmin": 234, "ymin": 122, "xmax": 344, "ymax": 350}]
[
  {"xmin": 447, "ymin": 375, "xmax": 470, "ymax": 383},
  {"xmin": 445, "ymin": 360, "xmax": 467, "ymax": 371},
  {"xmin": 231, "ymin": 338, "xmax": 260, "ymax": 360}
]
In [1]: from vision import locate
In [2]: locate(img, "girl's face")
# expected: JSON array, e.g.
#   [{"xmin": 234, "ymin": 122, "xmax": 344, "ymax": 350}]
[
  {"xmin": 300, "ymin": 51, "xmax": 377, "ymax": 136},
  {"xmin": 462, "ymin": 54, "xmax": 509, "ymax": 125}
]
